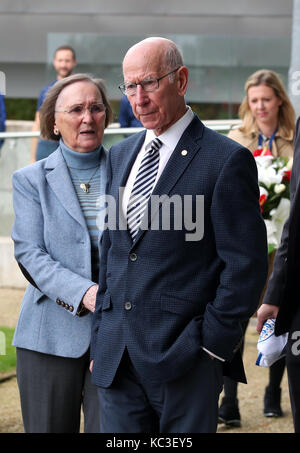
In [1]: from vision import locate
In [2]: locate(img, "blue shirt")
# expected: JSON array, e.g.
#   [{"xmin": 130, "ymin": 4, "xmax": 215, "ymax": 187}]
[
  {"xmin": 118, "ymin": 96, "xmax": 142, "ymax": 128},
  {"xmin": 0, "ymin": 94, "xmax": 6, "ymax": 149},
  {"xmin": 35, "ymin": 80, "xmax": 57, "ymax": 159},
  {"xmin": 36, "ymin": 80, "xmax": 57, "ymax": 111}
]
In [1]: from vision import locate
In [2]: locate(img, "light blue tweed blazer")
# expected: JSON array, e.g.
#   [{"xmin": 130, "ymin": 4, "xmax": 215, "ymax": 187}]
[{"xmin": 11, "ymin": 145, "xmax": 107, "ymax": 358}]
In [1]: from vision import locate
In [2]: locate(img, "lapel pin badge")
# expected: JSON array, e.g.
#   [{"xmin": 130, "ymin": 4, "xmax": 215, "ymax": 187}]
[{"xmin": 181, "ymin": 150, "xmax": 188, "ymax": 156}]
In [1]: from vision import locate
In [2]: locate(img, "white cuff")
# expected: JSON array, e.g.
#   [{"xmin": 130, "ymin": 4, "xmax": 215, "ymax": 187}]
[{"xmin": 202, "ymin": 346, "xmax": 225, "ymax": 362}]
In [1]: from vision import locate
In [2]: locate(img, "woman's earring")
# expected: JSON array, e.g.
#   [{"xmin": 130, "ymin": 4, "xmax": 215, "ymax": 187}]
[{"xmin": 54, "ymin": 127, "xmax": 59, "ymax": 136}]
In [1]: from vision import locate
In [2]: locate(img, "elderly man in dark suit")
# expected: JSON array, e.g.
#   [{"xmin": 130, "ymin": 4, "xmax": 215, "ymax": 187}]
[
  {"xmin": 257, "ymin": 117, "xmax": 300, "ymax": 433},
  {"xmin": 90, "ymin": 37, "xmax": 268, "ymax": 433}
]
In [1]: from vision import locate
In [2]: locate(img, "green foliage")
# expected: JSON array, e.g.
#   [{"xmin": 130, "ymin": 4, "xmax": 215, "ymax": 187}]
[
  {"xmin": 5, "ymin": 98, "xmax": 37, "ymax": 121},
  {"xmin": 5, "ymin": 98, "xmax": 118, "ymax": 123},
  {"xmin": 0, "ymin": 326, "xmax": 16, "ymax": 373},
  {"xmin": 109, "ymin": 99, "xmax": 121, "ymax": 123},
  {"xmin": 268, "ymin": 244, "xmax": 276, "ymax": 255},
  {"xmin": 3, "ymin": 98, "xmax": 240, "ymax": 123},
  {"xmin": 189, "ymin": 102, "xmax": 240, "ymax": 120}
]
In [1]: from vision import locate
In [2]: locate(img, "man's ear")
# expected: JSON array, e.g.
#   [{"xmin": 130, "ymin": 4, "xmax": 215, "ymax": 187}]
[{"xmin": 177, "ymin": 66, "xmax": 189, "ymax": 96}]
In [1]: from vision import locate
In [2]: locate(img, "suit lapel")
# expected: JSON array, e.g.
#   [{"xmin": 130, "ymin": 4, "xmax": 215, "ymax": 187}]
[
  {"xmin": 97, "ymin": 148, "xmax": 108, "ymax": 245},
  {"xmin": 153, "ymin": 123, "xmax": 202, "ymax": 198},
  {"xmin": 115, "ymin": 132, "xmax": 146, "ymax": 245},
  {"xmin": 119, "ymin": 132, "xmax": 147, "ymax": 188},
  {"xmin": 45, "ymin": 148, "xmax": 87, "ymax": 229},
  {"xmin": 132, "ymin": 116, "xmax": 204, "ymax": 246}
]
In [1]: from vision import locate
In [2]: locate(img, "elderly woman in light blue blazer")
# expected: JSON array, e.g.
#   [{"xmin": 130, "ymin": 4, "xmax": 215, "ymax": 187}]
[{"xmin": 11, "ymin": 74, "xmax": 113, "ymax": 433}]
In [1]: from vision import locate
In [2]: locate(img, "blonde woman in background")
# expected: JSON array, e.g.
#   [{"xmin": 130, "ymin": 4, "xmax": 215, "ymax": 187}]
[
  {"xmin": 229, "ymin": 69, "xmax": 295, "ymax": 157},
  {"xmin": 218, "ymin": 69, "xmax": 295, "ymax": 428}
]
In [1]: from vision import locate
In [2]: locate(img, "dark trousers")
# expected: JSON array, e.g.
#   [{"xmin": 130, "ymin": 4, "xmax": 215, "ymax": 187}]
[
  {"xmin": 16, "ymin": 348, "xmax": 100, "ymax": 433},
  {"xmin": 97, "ymin": 349, "xmax": 223, "ymax": 433},
  {"xmin": 286, "ymin": 307, "xmax": 300, "ymax": 433}
]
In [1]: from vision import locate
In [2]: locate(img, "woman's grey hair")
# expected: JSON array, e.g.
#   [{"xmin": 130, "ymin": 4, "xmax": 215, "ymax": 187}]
[{"xmin": 40, "ymin": 73, "xmax": 113, "ymax": 141}]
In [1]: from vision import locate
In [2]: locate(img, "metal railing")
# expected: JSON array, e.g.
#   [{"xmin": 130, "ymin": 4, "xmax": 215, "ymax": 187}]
[{"xmin": 0, "ymin": 119, "xmax": 242, "ymax": 140}]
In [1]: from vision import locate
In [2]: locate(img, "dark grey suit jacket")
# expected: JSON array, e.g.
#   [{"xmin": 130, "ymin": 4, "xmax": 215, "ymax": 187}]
[{"xmin": 91, "ymin": 114, "xmax": 268, "ymax": 388}]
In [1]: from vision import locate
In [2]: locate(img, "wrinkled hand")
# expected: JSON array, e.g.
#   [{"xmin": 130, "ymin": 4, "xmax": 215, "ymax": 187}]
[
  {"xmin": 256, "ymin": 304, "xmax": 279, "ymax": 334},
  {"xmin": 82, "ymin": 284, "xmax": 98, "ymax": 313}
]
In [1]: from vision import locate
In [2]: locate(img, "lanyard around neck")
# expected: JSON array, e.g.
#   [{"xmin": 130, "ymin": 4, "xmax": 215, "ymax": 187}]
[{"xmin": 258, "ymin": 129, "xmax": 277, "ymax": 152}]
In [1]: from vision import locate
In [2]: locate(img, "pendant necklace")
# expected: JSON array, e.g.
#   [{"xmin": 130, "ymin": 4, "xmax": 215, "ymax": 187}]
[{"xmin": 68, "ymin": 165, "xmax": 100, "ymax": 193}]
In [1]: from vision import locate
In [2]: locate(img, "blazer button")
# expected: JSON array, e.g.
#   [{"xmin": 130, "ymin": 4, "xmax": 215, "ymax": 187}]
[
  {"xmin": 65, "ymin": 303, "xmax": 69, "ymax": 310},
  {"xmin": 124, "ymin": 302, "xmax": 132, "ymax": 311},
  {"xmin": 69, "ymin": 306, "xmax": 74, "ymax": 312},
  {"xmin": 129, "ymin": 253, "xmax": 137, "ymax": 262},
  {"xmin": 56, "ymin": 298, "xmax": 62, "ymax": 305}
]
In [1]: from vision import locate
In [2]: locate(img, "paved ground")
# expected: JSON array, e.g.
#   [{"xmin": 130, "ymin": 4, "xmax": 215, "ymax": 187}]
[{"xmin": 0, "ymin": 287, "xmax": 295, "ymax": 433}]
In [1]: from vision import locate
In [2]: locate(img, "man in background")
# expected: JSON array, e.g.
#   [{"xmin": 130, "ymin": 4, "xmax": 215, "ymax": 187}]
[{"xmin": 31, "ymin": 45, "xmax": 77, "ymax": 162}]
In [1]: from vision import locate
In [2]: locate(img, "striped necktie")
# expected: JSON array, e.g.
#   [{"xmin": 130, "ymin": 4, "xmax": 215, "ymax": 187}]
[{"xmin": 127, "ymin": 138, "xmax": 163, "ymax": 241}]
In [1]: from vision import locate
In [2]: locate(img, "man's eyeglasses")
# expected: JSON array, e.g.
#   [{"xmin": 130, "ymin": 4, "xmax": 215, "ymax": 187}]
[
  {"xmin": 55, "ymin": 103, "xmax": 106, "ymax": 118},
  {"xmin": 119, "ymin": 67, "xmax": 180, "ymax": 96}
]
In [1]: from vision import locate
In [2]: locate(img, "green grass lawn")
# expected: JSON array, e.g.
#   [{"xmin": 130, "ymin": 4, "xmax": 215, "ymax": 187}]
[{"xmin": 0, "ymin": 326, "xmax": 16, "ymax": 374}]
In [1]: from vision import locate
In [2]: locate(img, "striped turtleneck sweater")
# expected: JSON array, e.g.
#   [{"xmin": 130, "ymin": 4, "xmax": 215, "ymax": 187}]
[{"xmin": 60, "ymin": 139, "xmax": 102, "ymax": 283}]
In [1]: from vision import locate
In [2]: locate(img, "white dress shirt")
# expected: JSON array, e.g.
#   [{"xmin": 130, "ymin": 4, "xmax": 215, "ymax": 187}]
[{"xmin": 122, "ymin": 106, "xmax": 194, "ymax": 218}]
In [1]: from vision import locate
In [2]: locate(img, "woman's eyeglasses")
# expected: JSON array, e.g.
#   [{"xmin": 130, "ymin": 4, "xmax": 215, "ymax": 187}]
[{"xmin": 55, "ymin": 103, "xmax": 106, "ymax": 118}]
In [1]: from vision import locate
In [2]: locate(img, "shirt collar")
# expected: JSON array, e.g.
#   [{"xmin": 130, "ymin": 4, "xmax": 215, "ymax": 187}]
[
  {"xmin": 59, "ymin": 138, "xmax": 102, "ymax": 169},
  {"xmin": 250, "ymin": 124, "xmax": 294, "ymax": 142},
  {"xmin": 144, "ymin": 106, "xmax": 194, "ymax": 151}
]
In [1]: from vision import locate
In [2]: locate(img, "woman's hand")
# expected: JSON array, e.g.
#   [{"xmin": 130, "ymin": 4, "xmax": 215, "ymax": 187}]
[{"xmin": 82, "ymin": 284, "xmax": 99, "ymax": 313}]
